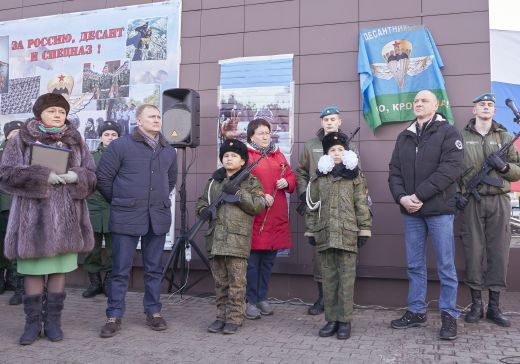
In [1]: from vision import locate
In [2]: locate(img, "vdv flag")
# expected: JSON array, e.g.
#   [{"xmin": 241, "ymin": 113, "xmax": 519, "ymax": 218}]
[{"xmin": 358, "ymin": 25, "xmax": 453, "ymax": 132}]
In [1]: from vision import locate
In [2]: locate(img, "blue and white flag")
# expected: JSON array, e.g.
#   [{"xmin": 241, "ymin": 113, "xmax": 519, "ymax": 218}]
[{"xmin": 358, "ymin": 25, "xmax": 453, "ymax": 132}]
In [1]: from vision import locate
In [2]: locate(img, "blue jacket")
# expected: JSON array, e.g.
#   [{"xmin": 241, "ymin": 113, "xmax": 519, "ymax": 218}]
[{"xmin": 96, "ymin": 129, "xmax": 177, "ymax": 236}]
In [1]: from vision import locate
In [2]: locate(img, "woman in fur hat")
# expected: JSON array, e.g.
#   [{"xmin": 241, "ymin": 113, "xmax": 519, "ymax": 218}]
[{"xmin": 0, "ymin": 93, "xmax": 96, "ymax": 345}]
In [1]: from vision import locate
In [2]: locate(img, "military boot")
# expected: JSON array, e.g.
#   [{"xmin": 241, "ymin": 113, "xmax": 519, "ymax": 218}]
[
  {"xmin": 464, "ymin": 288, "xmax": 483, "ymax": 323},
  {"xmin": 0, "ymin": 268, "xmax": 5, "ymax": 294},
  {"xmin": 5, "ymin": 268, "xmax": 16, "ymax": 291},
  {"xmin": 43, "ymin": 292, "xmax": 66, "ymax": 342},
  {"xmin": 308, "ymin": 282, "xmax": 324, "ymax": 315},
  {"xmin": 486, "ymin": 290, "xmax": 511, "ymax": 327},
  {"xmin": 82, "ymin": 272, "xmax": 103, "ymax": 298},
  {"xmin": 19, "ymin": 294, "xmax": 43, "ymax": 345},
  {"xmin": 9, "ymin": 275, "xmax": 24, "ymax": 305}
]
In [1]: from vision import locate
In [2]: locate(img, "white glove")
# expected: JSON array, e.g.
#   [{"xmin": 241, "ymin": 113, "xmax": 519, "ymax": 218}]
[
  {"xmin": 48, "ymin": 171, "xmax": 65, "ymax": 185},
  {"xmin": 58, "ymin": 170, "xmax": 78, "ymax": 184},
  {"xmin": 342, "ymin": 150, "xmax": 358, "ymax": 170},
  {"xmin": 317, "ymin": 155, "xmax": 334, "ymax": 174}
]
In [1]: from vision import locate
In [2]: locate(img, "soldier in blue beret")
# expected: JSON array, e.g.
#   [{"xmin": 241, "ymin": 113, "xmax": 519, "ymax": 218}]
[{"xmin": 457, "ymin": 92, "xmax": 520, "ymax": 327}]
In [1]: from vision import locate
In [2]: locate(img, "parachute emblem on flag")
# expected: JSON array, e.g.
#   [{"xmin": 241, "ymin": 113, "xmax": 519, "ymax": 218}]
[{"xmin": 370, "ymin": 39, "xmax": 433, "ymax": 90}]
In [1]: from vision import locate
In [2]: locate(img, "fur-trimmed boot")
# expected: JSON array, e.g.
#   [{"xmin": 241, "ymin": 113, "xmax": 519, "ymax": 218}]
[
  {"xmin": 43, "ymin": 292, "xmax": 66, "ymax": 342},
  {"xmin": 19, "ymin": 294, "xmax": 43, "ymax": 345}
]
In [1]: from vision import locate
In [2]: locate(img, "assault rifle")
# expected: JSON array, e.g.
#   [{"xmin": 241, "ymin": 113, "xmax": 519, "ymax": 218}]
[
  {"xmin": 459, "ymin": 98, "xmax": 520, "ymax": 205},
  {"xmin": 296, "ymin": 126, "xmax": 361, "ymax": 216},
  {"xmin": 162, "ymin": 149, "xmax": 267, "ymax": 279}
]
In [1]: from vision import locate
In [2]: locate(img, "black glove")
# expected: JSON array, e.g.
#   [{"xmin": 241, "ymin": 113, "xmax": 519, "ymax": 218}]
[
  {"xmin": 357, "ymin": 236, "xmax": 369, "ymax": 248},
  {"xmin": 307, "ymin": 237, "xmax": 316, "ymax": 246},
  {"xmin": 486, "ymin": 152, "xmax": 509, "ymax": 173},
  {"xmin": 296, "ymin": 202, "xmax": 306, "ymax": 216},
  {"xmin": 199, "ymin": 207, "xmax": 212, "ymax": 221},
  {"xmin": 455, "ymin": 192, "xmax": 469, "ymax": 210},
  {"xmin": 222, "ymin": 183, "xmax": 240, "ymax": 195},
  {"xmin": 299, "ymin": 192, "xmax": 306, "ymax": 202}
]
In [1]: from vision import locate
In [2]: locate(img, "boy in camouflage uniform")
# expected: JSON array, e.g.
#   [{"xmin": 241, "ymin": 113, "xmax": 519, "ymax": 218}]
[
  {"xmin": 307, "ymin": 132, "xmax": 371, "ymax": 340},
  {"xmin": 196, "ymin": 139, "xmax": 265, "ymax": 334}
]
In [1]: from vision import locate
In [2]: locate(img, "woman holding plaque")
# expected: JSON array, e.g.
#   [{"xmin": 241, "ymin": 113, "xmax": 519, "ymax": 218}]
[{"xmin": 0, "ymin": 93, "xmax": 96, "ymax": 345}]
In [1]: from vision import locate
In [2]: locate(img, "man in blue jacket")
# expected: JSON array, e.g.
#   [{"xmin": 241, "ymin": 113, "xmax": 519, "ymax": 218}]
[
  {"xmin": 96, "ymin": 104, "xmax": 177, "ymax": 338},
  {"xmin": 388, "ymin": 90, "xmax": 463, "ymax": 340}
]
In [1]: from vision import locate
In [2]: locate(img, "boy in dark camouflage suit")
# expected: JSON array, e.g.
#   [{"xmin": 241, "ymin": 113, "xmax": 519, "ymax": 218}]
[{"xmin": 196, "ymin": 139, "xmax": 265, "ymax": 334}]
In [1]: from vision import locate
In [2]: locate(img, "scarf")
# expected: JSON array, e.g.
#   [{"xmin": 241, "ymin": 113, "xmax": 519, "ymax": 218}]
[
  {"xmin": 37, "ymin": 120, "xmax": 68, "ymax": 135},
  {"xmin": 248, "ymin": 140, "xmax": 276, "ymax": 155},
  {"xmin": 137, "ymin": 128, "xmax": 160, "ymax": 151}
]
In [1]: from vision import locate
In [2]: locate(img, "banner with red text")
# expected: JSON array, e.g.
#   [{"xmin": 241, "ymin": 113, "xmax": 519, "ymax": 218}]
[{"xmin": 0, "ymin": 1, "xmax": 181, "ymax": 151}]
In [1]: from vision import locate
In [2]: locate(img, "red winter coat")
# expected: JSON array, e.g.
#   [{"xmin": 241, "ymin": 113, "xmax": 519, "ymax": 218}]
[{"xmin": 247, "ymin": 145, "xmax": 296, "ymax": 250}]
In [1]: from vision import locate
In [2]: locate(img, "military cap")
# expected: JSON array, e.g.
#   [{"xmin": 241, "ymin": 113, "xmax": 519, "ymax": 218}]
[
  {"xmin": 320, "ymin": 106, "xmax": 340, "ymax": 118},
  {"xmin": 98, "ymin": 120, "xmax": 121, "ymax": 137},
  {"xmin": 472, "ymin": 93, "xmax": 496, "ymax": 104},
  {"xmin": 219, "ymin": 138, "xmax": 249, "ymax": 164},
  {"xmin": 3, "ymin": 120, "xmax": 24, "ymax": 138},
  {"xmin": 322, "ymin": 131, "xmax": 349, "ymax": 154}
]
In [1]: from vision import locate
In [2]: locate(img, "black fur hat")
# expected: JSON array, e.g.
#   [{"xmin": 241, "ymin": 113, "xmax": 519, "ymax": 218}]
[
  {"xmin": 3, "ymin": 120, "xmax": 24, "ymax": 138},
  {"xmin": 219, "ymin": 138, "xmax": 248, "ymax": 164},
  {"xmin": 322, "ymin": 131, "xmax": 349, "ymax": 154},
  {"xmin": 32, "ymin": 93, "xmax": 70, "ymax": 119},
  {"xmin": 98, "ymin": 120, "xmax": 121, "ymax": 137}
]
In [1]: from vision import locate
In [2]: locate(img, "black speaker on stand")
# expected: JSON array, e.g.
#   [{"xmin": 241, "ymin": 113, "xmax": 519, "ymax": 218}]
[{"xmin": 161, "ymin": 88, "xmax": 211, "ymax": 294}]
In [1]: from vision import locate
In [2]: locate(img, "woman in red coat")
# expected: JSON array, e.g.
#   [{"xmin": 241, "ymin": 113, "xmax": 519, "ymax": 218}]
[{"xmin": 245, "ymin": 118, "xmax": 296, "ymax": 319}]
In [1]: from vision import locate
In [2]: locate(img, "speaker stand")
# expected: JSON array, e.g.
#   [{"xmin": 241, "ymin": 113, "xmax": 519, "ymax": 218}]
[{"xmin": 163, "ymin": 147, "xmax": 211, "ymax": 294}]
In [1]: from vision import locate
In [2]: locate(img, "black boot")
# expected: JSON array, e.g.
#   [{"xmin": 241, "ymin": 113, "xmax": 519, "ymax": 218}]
[
  {"xmin": 336, "ymin": 322, "xmax": 351, "ymax": 340},
  {"xmin": 102, "ymin": 271, "xmax": 112, "ymax": 297},
  {"xmin": 43, "ymin": 292, "xmax": 66, "ymax": 342},
  {"xmin": 0, "ymin": 268, "xmax": 5, "ymax": 294},
  {"xmin": 465, "ymin": 288, "xmax": 483, "ymax": 323},
  {"xmin": 82, "ymin": 272, "xmax": 103, "ymax": 298},
  {"xmin": 318, "ymin": 321, "xmax": 338, "ymax": 337},
  {"xmin": 486, "ymin": 290, "xmax": 511, "ymax": 327},
  {"xmin": 19, "ymin": 294, "xmax": 43, "ymax": 345},
  {"xmin": 5, "ymin": 268, "xmax": 15, "ymax": 291},
  {"xmin": 9, "ymin": 275, "xmax": 24, "ymax": 305},
  {"xmin": 308, "ymin": 282, "xmax": 324, "ymax": 315}
]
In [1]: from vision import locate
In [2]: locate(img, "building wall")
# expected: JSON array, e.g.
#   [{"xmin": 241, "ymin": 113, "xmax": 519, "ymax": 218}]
[{"xmin": 3, "ymin": 0, "xmax": 508, "ymax": 303}]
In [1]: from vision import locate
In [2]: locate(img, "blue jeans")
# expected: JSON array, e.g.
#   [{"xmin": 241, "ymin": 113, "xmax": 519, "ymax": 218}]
[
  {"xmin": 106, "ymin": 230, "xmax": 166, "ymax": 318},
  {"xmin": 402, "ymin": 214, "xmax": 460, "ymax": 318},
  {"xmin": 246, "ymin": 250, "xmax": 277, "ymax": 304}
]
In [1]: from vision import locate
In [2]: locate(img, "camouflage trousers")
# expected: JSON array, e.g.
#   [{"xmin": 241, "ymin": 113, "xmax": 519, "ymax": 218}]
[
  {"xmin": 319, "ymin": 248, "xmax": 356, "ymax": 323},
  {"xmin": 210, "ymin": 255, "xmax": 247, "ymax": 325},
  {"xmin": 83, "ymin": 232, "xmax": 113, "ymax": 273}
]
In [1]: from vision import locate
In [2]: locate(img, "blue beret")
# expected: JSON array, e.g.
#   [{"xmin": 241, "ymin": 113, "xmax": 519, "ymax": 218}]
[
  {"xmin": 320, "ymin": 106, "xmax": 340, "ymax": 118},
  {"xmin": 472, "ymin": 93, "xmax": 496, "ymax": 103}
]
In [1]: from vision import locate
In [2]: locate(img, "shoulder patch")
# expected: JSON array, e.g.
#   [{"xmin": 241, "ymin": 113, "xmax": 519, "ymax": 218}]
[{"xmin": 455, "ymin": 140, "xmax": 463, "ymax": 150}]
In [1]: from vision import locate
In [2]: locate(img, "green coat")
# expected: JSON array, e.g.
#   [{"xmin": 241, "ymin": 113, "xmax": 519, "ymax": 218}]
[
  {"xmin": 295, "ymin": 128, "xmax": 361, "ymax": 235},
  {"xmin": 196, "ymin": 170, "xmax": 265, "ymax": 259},
  {"xmin": 87, "ymin": 144, "xmax": 110, "ymax": 233},
  {"xmin": 309, "ymin": 172, "xmax": 371, "ymax": 254},
  {"xmin": 460, "ymin": 119, "xmax": 520, "ymax": 196}
]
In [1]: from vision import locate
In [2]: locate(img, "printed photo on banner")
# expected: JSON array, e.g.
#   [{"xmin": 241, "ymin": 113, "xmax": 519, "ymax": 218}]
[
  {"xmin": 358, "ymin": 24, "xmax": 453, "ymax": 132},
  {"xmin": 82, "ymin": 59, "xmax": 130, "ymax": 101},
  {"xmin": 126, "ymin": 17, "xmax": 168, "ymax": 62},
  {"xmin": 0, "ymin": 36, "xmax": 9, "ymax": 94}
]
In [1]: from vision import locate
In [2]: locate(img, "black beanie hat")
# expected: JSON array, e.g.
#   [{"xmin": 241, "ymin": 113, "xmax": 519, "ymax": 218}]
[
  {"xmin": 219, "ymin": 138, "xmax": 249, "ymax": 164},
  {"xmin": 322, "ymin": 131, "xmax": 349, "ymax": 154},
  {"xmin": 98, "ymin": 120, "xmax": 121, "ymax": 137},
  {"xmin": 3, "ymin": 120, "xmax": 24, "ymax": 138},
  {"xmin": 32, "ymin": 93, "xmax": 70, "ymax": 119}
]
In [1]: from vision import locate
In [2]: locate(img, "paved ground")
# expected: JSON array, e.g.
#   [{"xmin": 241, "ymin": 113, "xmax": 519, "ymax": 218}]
[{"xmin": 1, "ymin": 288, "xmax": 520, "ymax": 364}]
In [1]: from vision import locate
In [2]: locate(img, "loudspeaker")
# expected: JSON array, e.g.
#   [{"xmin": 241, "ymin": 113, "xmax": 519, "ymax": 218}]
[{"xmin": 162, "ymin": 88, "xmax": 200, "ymax": 148}]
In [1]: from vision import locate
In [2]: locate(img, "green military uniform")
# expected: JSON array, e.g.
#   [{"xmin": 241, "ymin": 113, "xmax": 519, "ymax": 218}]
[
  {"xmin": 459, "ymin": 119, "xmax": 520, "ymax": 292},
  {"xmin": 295, "ymin": 128, "xmax": 361, "ymax": 282},
  {"xmin": 308, "ymin": 170, "xmax": 371, "ymax": 323},
  {"xmin": 99, "ymin": 72, "xmax": 113, "ymax": 99},
  {"xmin": 196, "ymin": 171, "xmax": 265, "ymax": 325},
  {"xmin": 84, "ymin": 144, "xmax": 112, "ymax": 274},
  {"xmin": 118, "ymin": 69, "xmax": 130, "ymax": 97}
]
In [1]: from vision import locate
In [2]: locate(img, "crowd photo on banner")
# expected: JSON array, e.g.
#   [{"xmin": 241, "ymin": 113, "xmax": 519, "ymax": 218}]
[{"xmin": 0, "ymin": 0, "xmax": 519, "ymax": 350}]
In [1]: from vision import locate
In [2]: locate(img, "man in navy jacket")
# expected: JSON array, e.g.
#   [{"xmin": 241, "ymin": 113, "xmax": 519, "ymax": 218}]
[{"xmin": 96, "ymin": 104, "xmax": 177, "ymax": 338}]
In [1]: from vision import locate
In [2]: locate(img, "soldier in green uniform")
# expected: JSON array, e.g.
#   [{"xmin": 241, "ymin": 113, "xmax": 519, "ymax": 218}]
[
  {"xmin": 456, "ymin": 93, "xmax": 520, "ymax": 327},
  {"xmin": 196, "ymin": 139, "xmax": 265, "ymax": 334},
  {"xmin": 117, "ymin": 62, "xmax": 130, "ymax": 98},
  {"xmin": 306, "ymin": 132, "xmax": 371, "ymax": 340},
  {"xmin": 0, "ymin": 120, "xmax": 25, "ymax": 305},
  {"xmin": 295, "ymin": 106, "xmax": 359, "ymax": 315},
  {"xmin": 82, "ymin": 121, "xmax": 120, "ymax": 298}
]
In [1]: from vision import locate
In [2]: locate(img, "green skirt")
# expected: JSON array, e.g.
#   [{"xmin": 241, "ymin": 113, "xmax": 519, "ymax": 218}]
[{"xmin": 17, "ymin": 253, "xmax": 78, "ymax": 275}]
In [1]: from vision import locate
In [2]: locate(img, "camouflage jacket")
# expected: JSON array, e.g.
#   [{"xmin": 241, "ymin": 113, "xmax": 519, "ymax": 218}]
[
  {"xmin": 308, "ymin": 171, "xmax": 371, "ymax": 253},
  {"xmin": 295, "ymin": 128, "xmax": 360, "ymax": 234},
  {"xmin": 460, "ymin": 119, "xmax": 520, "ymax": 196},
  {"xmin": 196, "ymin": 168, "xmax": 265, "ymax": 259},
  {"xmin": 87, "ymin": 144, "xmax": 110, "ymax": 233}
]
